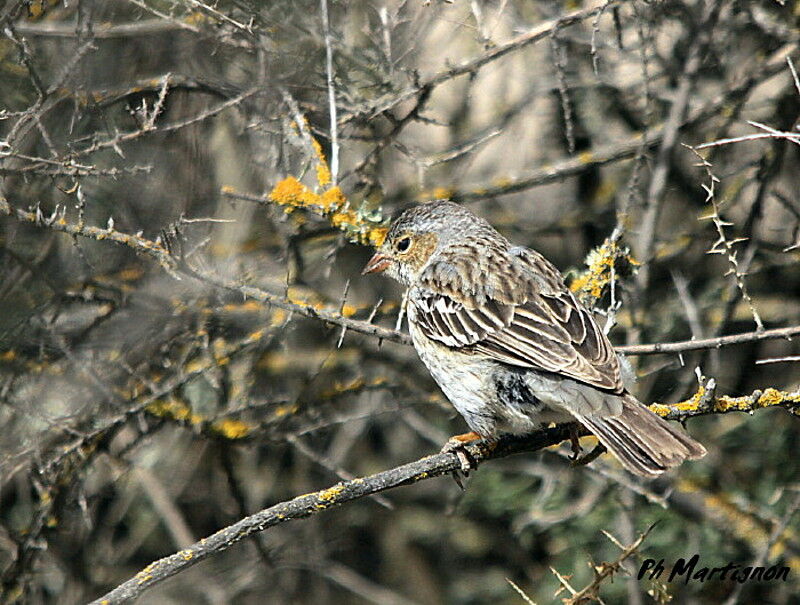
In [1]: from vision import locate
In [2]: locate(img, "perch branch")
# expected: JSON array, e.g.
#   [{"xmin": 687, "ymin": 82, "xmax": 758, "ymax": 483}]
[{"xmin": 91, "ymin": 386, "xmax": 798, "ymax": 604}]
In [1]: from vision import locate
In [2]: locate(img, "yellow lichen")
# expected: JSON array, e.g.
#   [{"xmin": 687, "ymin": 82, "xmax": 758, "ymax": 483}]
[
  {"xmin": 117, "ymin": 266, "xmax": 144, "ymax": 281},
  {"xmin": 648, "ymin": 402, "xmax": 672, "ymax": 418},
  {"xmin": 341, "ymin": 305, "xmax": 358, "ymax": 317},
  {"xmin": 368, "ymin": 227, "xmax": 388, "ymax": 247},
  {"xmin": 184, "ymin": 11, "xmax": 209, "ymax": 26},
  {"xmin": 265, "ymin": 133, "xmax": 387, "ymax": 248},
  {"xmin": 322, "ymin": 377, "xmax": 366, "ymax": 398},
  {"xmin": 257, "ymin": 352, "xmax": 289, "ymax": 373},
  {"xmin": 320, "ymin": 186, "xmax": 346, "ymax": 209},
  {"xmin": 418, "ymin": 186, "xmax": 454, "ymax": 201},
  {"xmin": 317, "ymin": 484, "xmax": 345, "ymax": 507},
  {"xmin": 714, "ymin": 395, "xmax": 750, "ymax": 413},
  {"xmin": 211, "ymin": 419, "xmax": 253, "ymax": 439},
  {"xmin": 247, "ymin": 329, "xmax": 265, "ymax": 341},
  {"xmin": 270, "ymin": 309, "xmax": 288, "ymax": 326},
  {"xmin": 267, "ymin": 175, "xmax": 385, "ymax": 246},
  {"xmin": 272, "ymin": 403, "xmax": 299, "ymax": 418},
  {"xmin": 145, "ymin": 398, "xmax": 203, "ymax": 426},
  {"xmin": 310, "ymin": 137, "xmax": 332, "ymax": 187},
  {"xmin": 268, "ymin": 176, "xmax": 319, "ymax": 208},
  {"xmin": 570, "ymin": 238, "xmax": 639, "ymax": 306},
  {"xmin": 184, "ymin": 358, "xmax": 207, "ymax": 374},
  {"xmin": 658, "ymin": 386, "xmax": 706, "ymax": 415},
  {"xmin": 655, "ymin": 386, "xmax": 799, "ymax": 417},
  {"xmin": 222, "ymin": 300, "xmax": 264, "ymax": 313},
  {"xmin": 757, "ymin": 388, "xmax": 786, "ymax": 406}
]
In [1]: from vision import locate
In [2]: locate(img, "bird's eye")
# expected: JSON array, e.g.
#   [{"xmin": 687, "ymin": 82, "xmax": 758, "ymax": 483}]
[{"xmin": 395, "ymin": 236, "xmax": 412, "ymax": 253}]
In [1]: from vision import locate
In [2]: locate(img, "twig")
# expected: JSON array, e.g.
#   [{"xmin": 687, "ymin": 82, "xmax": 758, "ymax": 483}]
[
  {"xmin": 320, "ymin": 0, "xmax": 339, "ymax": 184},
  {"xmin": 14, "ymin": 18, "xmax": 197, "ymax": 38},
  {"xmin": 459, "ymin": 129, "xmax": 664, "ymax": 201},
  {"xmin": 121, "ymin": 0, "xmax": 201, "ymax": 33},
  {"xmin": 636, "ymin": 0, "xmax": 723, "ymax": 291},
  {"xmin": 286, "ymin": 434, "xmax": 393, "ymax": 510},
  {"xmin": 615, "ymin": 324, "xmax": 800, "ymax": 355},
  {"xmin": 89, "ymin": 381, "xmax": 799, "ymax": 605},
  {"xmin": 89, "ymin": 426, "xmax": 574, "ymax": 604},
  {"xmin": 506, "ymin": 578, "xmax": 537, "ymax": 605},
  {"xmin": 550, "ymin": 28, "xmax": 575, "ymax": 154},
  {"xmin": 322, "ymin": 561, "xmax": 420, "ymax": 605},
  {"xmin": 457, "ymin": 37, "xmax": 796, "ymax": 203},
  {"xmin": 686, "ymin": 144, "xmax": 764, "ymax": 331},
  {"xmin": 4, "ymin": 198, "xmax": 800, "ymax": 355},
  {"xmin": 788, "ymin": 56, "xmax": 800, "ymax": 96},
  {"xmin": 73, "ymin": 87, "xmax": 260, "ymax": 157},
  {"xmin": 722, "ymin": 490, "xmax": 800, "ymax": 605},
  {"xmin": 558, "ymin": 525, "xmax": 655, "ymax": 605},
  {"xmin": 179, "ymin": 0, "xmax": 252, "ymax": 33},
  {"xmin": 341, "ymin": 1, "xmax": 631, "ymax": 125},
  {"xmin": 695, "ymin": 130, "xmax": 800, "ymax": 149},
  {"xmin": 756, "ymin": 355, "xmax": 800, "ymax": 365}
]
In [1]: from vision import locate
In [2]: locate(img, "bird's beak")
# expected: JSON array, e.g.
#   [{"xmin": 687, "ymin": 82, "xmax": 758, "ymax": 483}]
[{"xmin": 362, "ymin": 252, "xmax": 391, "ymax": 275}]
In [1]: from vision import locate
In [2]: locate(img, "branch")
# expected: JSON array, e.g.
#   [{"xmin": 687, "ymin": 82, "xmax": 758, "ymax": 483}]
[
  {"xmin": 651, "ymin": 382, "xmax": 800, "ymax": 420},
  {"xmin": 341, "ymin": 1, "xmax": 631, "ymax": 125},
  {"xmin": 635, "ymin": 0, "xmax": 723, "ymax": 291},
  {"xmin": 320, "ymin": 0, "xmax": 339, "ymax": 184},
  {"xmin": 615, "ymin": 324, "xmax": 800, "ymax": 356},
  {"xmin": 552, "ymin": 525, "xmax": 655, "ymax": 605},
  {"xmin": 88, "ymin": 426, "xmax": 570, "ymax": 604},
  {"xmin": 14, "ymin": 18, "xmax": 195, "ymax": 38},
  {"xmin": 388, "ymin": 41, "xmax": 797, "ymax": 204},
  {"xmin": 3, "ymin": 199, "xmax": 799, "ymax": 355},
  {"xmin": 91, "ymin": 388, "xmax": 798, "ymax": 604},
  {"xmin": 457, "ymin": 129, "xmax": 664, "ymax": 202}
]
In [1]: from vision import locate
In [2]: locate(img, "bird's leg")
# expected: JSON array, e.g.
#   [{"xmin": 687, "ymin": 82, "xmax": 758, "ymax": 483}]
[
  {"xmin": 568, "ymin": 423, "xmax": 583, "ymax": 460},
  {"xmin": 567, "ymin": 422, "xmax": 606, "ymax": 467},
  {"xmin": 571, "ymin": 443, "xmax": 607, "ymax": 467},
  {"xmin": 441, "ymin": 431, "xmax": 483, "ymax": 473}
]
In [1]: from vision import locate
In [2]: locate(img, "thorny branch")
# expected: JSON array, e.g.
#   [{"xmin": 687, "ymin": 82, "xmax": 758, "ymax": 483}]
[
  {"xmin": 2, "ymin": 197, "xmax": 798, "ymax": 357},
  {"xmin": 91, "ymin": 385, "xmax": 798, "ymax": 605},
  {"xmin": 341, "ymin": 1, "xmax": 632, "ymax": 125},
  {"xmin": 686, "ymin": 145, "xmax": 764, "ymax": 331}
]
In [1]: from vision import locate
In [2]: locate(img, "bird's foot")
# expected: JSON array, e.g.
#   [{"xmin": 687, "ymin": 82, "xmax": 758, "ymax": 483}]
[
  {"xmin": 568, "ymin": 423, "xmax": 583, "ymax": 461},
  {"xmin": 571, "ymin": 443, "xmax": 607, "ymax": 468},
  {"xmin": 440, "ymin": 432, "xmax": 496, "ymax": 487},
  {"xmin": 441, "ymin": 431, "xmax": 482, "ymax": 473}
]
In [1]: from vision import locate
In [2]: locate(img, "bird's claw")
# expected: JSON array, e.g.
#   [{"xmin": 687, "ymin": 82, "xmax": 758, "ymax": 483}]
[
  {"xmin": 440, "ymin": 432, "xmax": 497, "ymax": 485},
  {"xmin": 571, "ymin": 443, "xmax": 607, "ymax": 467},
  {"xmin": 441, "ymin": 431, "xmax": 482, "ymax": 471},
  {"xmin": 568, "ymin": 423, "xmax": 583, "ymax": 461},
  {"xmin": 441, "ymin": 441, "xmax": 478, "ymax": 478}
]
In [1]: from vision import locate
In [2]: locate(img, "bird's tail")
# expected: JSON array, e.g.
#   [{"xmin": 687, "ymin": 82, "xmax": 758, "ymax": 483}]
[{"xmin": 576, "ymin": 394, "xmax": 706, "ymax": 477}]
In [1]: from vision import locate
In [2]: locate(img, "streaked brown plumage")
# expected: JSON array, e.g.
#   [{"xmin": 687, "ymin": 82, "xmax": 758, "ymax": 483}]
[{"xmin": 363, "ymin": 200, "xmax": 706, "ymax": 477}]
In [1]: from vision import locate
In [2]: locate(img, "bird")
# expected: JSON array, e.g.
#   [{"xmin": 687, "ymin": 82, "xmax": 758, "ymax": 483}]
[{"xmin": 362, "ymin": 200, "xmax": 706, "ymax": 477}]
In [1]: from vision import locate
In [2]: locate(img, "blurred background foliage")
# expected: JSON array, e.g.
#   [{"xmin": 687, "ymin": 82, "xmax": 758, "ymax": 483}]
[{"xmin": 1, "ymin": 0, "xmax": 799, "ymax": 603}]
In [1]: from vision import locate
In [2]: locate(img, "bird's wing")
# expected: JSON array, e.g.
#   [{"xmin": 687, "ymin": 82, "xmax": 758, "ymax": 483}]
[{"xmin": 411, "ymin": 247, "xmax": 623, "ymax": 392}]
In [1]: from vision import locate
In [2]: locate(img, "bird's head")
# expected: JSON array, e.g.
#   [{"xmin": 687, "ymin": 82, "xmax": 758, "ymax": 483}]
[{"xmin": 362, "ymin": 200, "xmax": 495, "ymax": 286}]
